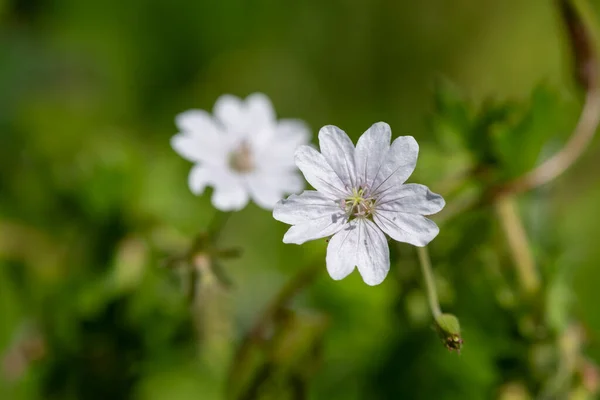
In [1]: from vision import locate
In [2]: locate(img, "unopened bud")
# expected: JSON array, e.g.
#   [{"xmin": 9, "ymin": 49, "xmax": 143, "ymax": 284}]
[{"xmin": 435, "ymin": 313, "xmax": 463, "ymax": 352}]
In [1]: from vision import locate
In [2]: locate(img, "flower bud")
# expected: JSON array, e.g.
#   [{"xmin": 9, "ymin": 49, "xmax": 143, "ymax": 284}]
[{"xmin": 434, "ymin": 313, "xmax": 463, "ymax": 352}]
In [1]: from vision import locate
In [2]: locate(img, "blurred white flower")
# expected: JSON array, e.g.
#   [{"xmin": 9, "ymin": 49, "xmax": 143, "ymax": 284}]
[
  {"xmin": 273, "ymin": 122, "xmax": 445, "ymax": 286},
  {"xmin": 171, "ymin": 93, "xmax": 310, "ymax": 211}
]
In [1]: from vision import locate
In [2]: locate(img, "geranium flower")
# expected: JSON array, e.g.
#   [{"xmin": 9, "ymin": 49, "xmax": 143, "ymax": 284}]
[
  {"xmin": 273, "ymin": 122, "xmax": 445, "ymax": 286},
  {"xmin": 171, "ymin": 93, "xmax": 310, "ymax": 211}
]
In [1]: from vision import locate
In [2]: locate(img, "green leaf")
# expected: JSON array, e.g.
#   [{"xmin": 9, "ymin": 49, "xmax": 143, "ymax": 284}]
[{"xmin": 491, "ymin": 86, "xmax": 579, "ymax": 179}]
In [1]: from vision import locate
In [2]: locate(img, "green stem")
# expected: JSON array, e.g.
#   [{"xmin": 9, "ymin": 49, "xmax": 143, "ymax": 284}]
[
  {"xmin": 495, "ymin": 0, "xmax": 600, "ymax": 198},
  {"xmin": 417, "ymin": 246, "xmax": 442, "ymax": 320},
  {"xmin": 495, "ymin": 196, "xmax": 540, "ymax": 296},
  {"xmin": 188, "ymin": 211, "xmax": 232, "ymax": 257},
  {"xmin": 227, "ymin": 261, "xmax": 322, "ymax": 398},
  {"xmin": 208, "ymin": 211, "xmax": 232, "ymax": 243},
  {"xmin": 417, "ymin": 246, "xmax": 463, "ymax": 352}
]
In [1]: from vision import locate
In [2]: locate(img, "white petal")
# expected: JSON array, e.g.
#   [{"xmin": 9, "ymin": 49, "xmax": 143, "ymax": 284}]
[
  {"xmin": 175, "ymin": 109, "xmax": 217, "ymax": 134},
  {"xmin": 173, "ymin": 110, "xmax": 222, "ymax": 164},
  {"xmin": 324, "ymin": 223, "xmax": 356, "ymax": 281},
  {"xmin": 273, "ymin": 191, "xmax": 341, "ymax": 224},
  {"xmin": 355, "ymin": 219, "xmax": 391, "ymax": 285},
  {"xmin": 282, "ymin": 218, "xmax": 347, "ymax": 244},
  {"xmin": 247, "ymin": 189, "xmax": 281, "ymax": 210},
  {"xmin": 376, "ymin": 184, "xmax": 445, "ymax": 215},
  {"xmin": 245, "ymin": 93, "xmax": 276, "ymax": 129},
  {"xmin": 318, "ymin": 125, "xmax": 356, "ymax": 188},
  {"xmin": 244, "ymin": 171, "xmax": 303, "ymax": 210},
  {"xmin": 210, "ymin": 170, "xmax": 249, "ymax": 211},
  {"xmin": 294, "ymin": 145, "xmax": 349, "ymax": 199},
  {"xmin": 373, "ymin": 211, "xmax": 440, "ymax": 247},
  {"xmin": 171, "ymin": 110, "xmax": 232, "ymax": 166},
  {"xmin": 213, "ymin": 93, "xmax": 276, "ymax": 139},
  {"xmin": 171, "ymin": 133, "xmax": 231, "ymax": 166},
  {"xmin": 188, "ymin": 165, "xmax": 212, "ymax": 195},
  {"xmin": 213, "ymin": 94, "xmax": 246, "ymax": 134},
  {"xmin": 354, "ymin": 122, "xmax": 391, "ymax": 189},
  {"xmin": 171, "ymin": 133, "xmax": 202, "ymax": 163},
  {"xmin": 276, "ymin": 171, "xmax": 305, "ymax": 194},
  {"xmin": 371, "ymin": 136, "xmax": 419, "ymax": 198},
  {"xmin": 278, "ymin": 119, "xmax": 311, "ymax": 147},
  {"xmin": 326, "ymin": 219, "xmax": 390, "ymax": 285},
  {"xmin": 274, "ymin": 191, "xmax": 347, "ymax": 244},
  {"xmin": 256, "ymin": 120, "xmax": 311, "ymax": 169}
]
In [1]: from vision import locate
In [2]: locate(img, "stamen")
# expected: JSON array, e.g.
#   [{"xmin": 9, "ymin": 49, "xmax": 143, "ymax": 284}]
[
  {"xmin": 342, "ymin": 187, "xmax": 376, "ymax": 220},
  {"xmin": 229, "ymin": 141, "xmax": 254, "ymax": 173}
]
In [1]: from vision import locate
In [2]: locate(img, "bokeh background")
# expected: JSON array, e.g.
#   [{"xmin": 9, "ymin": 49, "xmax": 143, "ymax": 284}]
[{"xmin": 2, "ymin": 0, "xmax": 600, "ymax": 399}]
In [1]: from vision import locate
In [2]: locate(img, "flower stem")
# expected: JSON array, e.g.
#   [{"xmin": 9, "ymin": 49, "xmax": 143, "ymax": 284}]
[
  {"xmin": 495, "ymin": 196, "xmax": 540, "ymax": 296},
  {"xmin": 207, "ymin": 211, "xmax": 232, "ymax": 243},
  {"xmin": 417, "ymin": 246, "xmax": 442, "ymax": 320},
  {"xmin": 227, "ymin": 261, "xmax": 322, "ymax": 397},
  {"xmin": 416, "ymin": 246, "xmax": 463, "ymax": 352}
]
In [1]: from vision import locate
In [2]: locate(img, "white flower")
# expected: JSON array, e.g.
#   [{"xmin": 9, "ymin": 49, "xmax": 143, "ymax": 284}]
[
  {"xmin": 273, "ymin": 122, "xmax": 445, "ymax": 286},
  {"xmin": 171, "ymin": 93, "xmax": 310, "ymax": 211}
]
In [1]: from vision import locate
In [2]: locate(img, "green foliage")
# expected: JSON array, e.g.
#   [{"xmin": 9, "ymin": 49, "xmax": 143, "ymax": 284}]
[
  {"xmin": 2, "ymin": 0, "xmax": 600, "ymax": 399},
  {"xmin": 431, "ymin": 82, "xmax": 579, "ymax": 183}
]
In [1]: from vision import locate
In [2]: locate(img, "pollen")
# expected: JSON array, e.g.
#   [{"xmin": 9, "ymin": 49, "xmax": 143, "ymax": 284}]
[
  {"xmin": 342, "ymin": 187, "xmax": 375, "ymax": 219},
  {"xmin": 229, "ymin": 141, "xmax": 254, "ymax": 173}
]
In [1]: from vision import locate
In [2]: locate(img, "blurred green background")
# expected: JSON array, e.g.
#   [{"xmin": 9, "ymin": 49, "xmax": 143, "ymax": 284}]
[{"xmin": 2, "ymin": 0, "xmax": 600, "ymax": 399}]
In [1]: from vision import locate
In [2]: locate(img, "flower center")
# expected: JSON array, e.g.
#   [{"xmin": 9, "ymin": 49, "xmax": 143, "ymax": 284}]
[
  {"xmin": 342, "ymin": 187, "xmax": 375, "ymax": 220},
  {"xmin": 229, "ymin": 141, "xmax": 254, "ymax": 173}
]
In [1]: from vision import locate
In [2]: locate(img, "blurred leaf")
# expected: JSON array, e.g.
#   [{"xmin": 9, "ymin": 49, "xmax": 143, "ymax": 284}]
[
  {"xmin": 431, "ymin": 83, "xmax": 579, "ymax": 185},
  {"xmin": 229, "ymin": 309, "xmax": 328, "ymax": 400},
  {"xmin": 492, "ymin": 86, "xmax": 578, "ymax": 179}
]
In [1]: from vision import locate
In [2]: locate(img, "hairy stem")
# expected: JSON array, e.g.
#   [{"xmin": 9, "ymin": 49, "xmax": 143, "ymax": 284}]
[
  {"xmin": 417, "ymin": 246, "xmax": 442, "ymax": 320},
  {"xmin": 495, "ymin": 196, "xmax": 540, "ymax": 296}
]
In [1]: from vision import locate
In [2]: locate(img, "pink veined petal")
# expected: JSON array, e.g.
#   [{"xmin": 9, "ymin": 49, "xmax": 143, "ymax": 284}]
[
  {"xmin": 273, "ymin": 191, "xmax": 341, "ymax": 225},
  {"xmin": 294, "ymin": 145, "xmax": 349, "ymax": 200},
  {"xmin": 373, "ymin": 210, "xmax": 440, "ymax": 247},
  {"xmin": 354, "ymin": 122, "xmax": 391, "ymax": 190},
  {"xmin": 318, "ymin": 125, "xmax": 357, "ymax": 189},
  {"xmin": 273, "ymin": 191, "xmax": 347, "ymax": 244},
  {"xmin": 325, "ymin": 218, "xmax": 390, "ymax": 285},
  {"xmin": 370, "ymin": 136, "xmax": 419, "ymax": 198},
  {"xmin": 376, "ymin": 183, "xmax": 445, "ymax": 215},
  {"xmin": 281, "ymin": 218, "xmax": 347, "ymax": 245}
]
